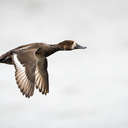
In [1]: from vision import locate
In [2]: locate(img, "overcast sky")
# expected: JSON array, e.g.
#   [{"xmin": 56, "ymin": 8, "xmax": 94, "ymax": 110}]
[{"xmin": 0, "ymin": 0, "xmax": 128, "ymax": 128}]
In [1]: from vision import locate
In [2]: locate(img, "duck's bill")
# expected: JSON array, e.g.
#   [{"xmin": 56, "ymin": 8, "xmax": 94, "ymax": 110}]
[{"xmin": 75, "ymin": 44, "xmax": 87, "ymax": 49}]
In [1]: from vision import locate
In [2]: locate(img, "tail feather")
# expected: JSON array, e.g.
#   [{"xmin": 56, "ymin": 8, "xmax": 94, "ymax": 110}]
[{"xmin": 0, "ymin": 51, "xmax": 13, "ymax": 65}]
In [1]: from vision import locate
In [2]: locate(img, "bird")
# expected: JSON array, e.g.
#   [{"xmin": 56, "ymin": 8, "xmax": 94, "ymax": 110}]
[{"xmin": 0, "ymin": 40, "xmax": 87, "ymax": 98}]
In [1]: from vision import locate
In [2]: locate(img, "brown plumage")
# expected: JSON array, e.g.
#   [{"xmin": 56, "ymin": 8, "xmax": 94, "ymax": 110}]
[{"xmin": 0, "ymin": 40, "xmax": 86, "ymax": 98}]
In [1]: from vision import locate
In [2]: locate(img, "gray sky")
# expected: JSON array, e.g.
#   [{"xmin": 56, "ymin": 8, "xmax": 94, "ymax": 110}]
[{"xmin": 0, "ymin": 0, "xmax": 128, "ymax": 128}]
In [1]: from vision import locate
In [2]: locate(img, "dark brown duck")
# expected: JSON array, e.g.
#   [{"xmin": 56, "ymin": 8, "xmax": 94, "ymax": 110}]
[{"xmin": 0, "ymin": 40, "xmax": 86, "ymax": 98}]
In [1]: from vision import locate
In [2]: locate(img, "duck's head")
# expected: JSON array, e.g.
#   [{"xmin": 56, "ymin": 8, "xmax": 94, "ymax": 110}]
[{"xmin": 58, "ymin": 40, "xmax": 87, "ymax": 50}]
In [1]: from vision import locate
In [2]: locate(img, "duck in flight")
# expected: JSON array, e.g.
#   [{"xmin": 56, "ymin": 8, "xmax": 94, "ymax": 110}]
[{"xmin": 0, "ymin": 40, "xmax": 86, "ymax": 98}]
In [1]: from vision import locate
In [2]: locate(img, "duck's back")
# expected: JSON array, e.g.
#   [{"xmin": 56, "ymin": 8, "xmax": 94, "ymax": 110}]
[{"xmin": 0, "ymin": 43, "xmax": 48, "ymax": 65}]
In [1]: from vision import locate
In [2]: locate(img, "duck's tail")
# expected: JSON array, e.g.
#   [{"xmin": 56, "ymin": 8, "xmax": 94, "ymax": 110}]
[{"xmin": 0, "ymin": 51, "xmax": 13, "ymax": 65}]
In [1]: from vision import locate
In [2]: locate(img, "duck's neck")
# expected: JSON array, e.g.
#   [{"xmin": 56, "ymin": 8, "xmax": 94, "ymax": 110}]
[{"xmin": 45, "ymin": 44, "xmax": 62, "ymax": 57}]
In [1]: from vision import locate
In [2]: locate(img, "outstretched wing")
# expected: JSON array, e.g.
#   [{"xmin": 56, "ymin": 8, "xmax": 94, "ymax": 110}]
[
  {"xmin": 35, "ymin": 57, "xmax": 49, "ymax": 95},
  {"xmin": 12, "ymin": 49, "xmax": 36, "ymax": 98}
]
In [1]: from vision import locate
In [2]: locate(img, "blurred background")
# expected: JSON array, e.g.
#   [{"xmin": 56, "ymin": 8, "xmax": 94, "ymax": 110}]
[{"xmin": 0, "ymin": 0, "xmax": 128, "ymax": 128}]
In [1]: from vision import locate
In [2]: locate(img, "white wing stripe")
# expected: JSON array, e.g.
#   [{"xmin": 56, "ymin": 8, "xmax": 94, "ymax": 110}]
[{"xmin": 13, "ymin": 54, "xmax": 25, "ymax": 70}]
